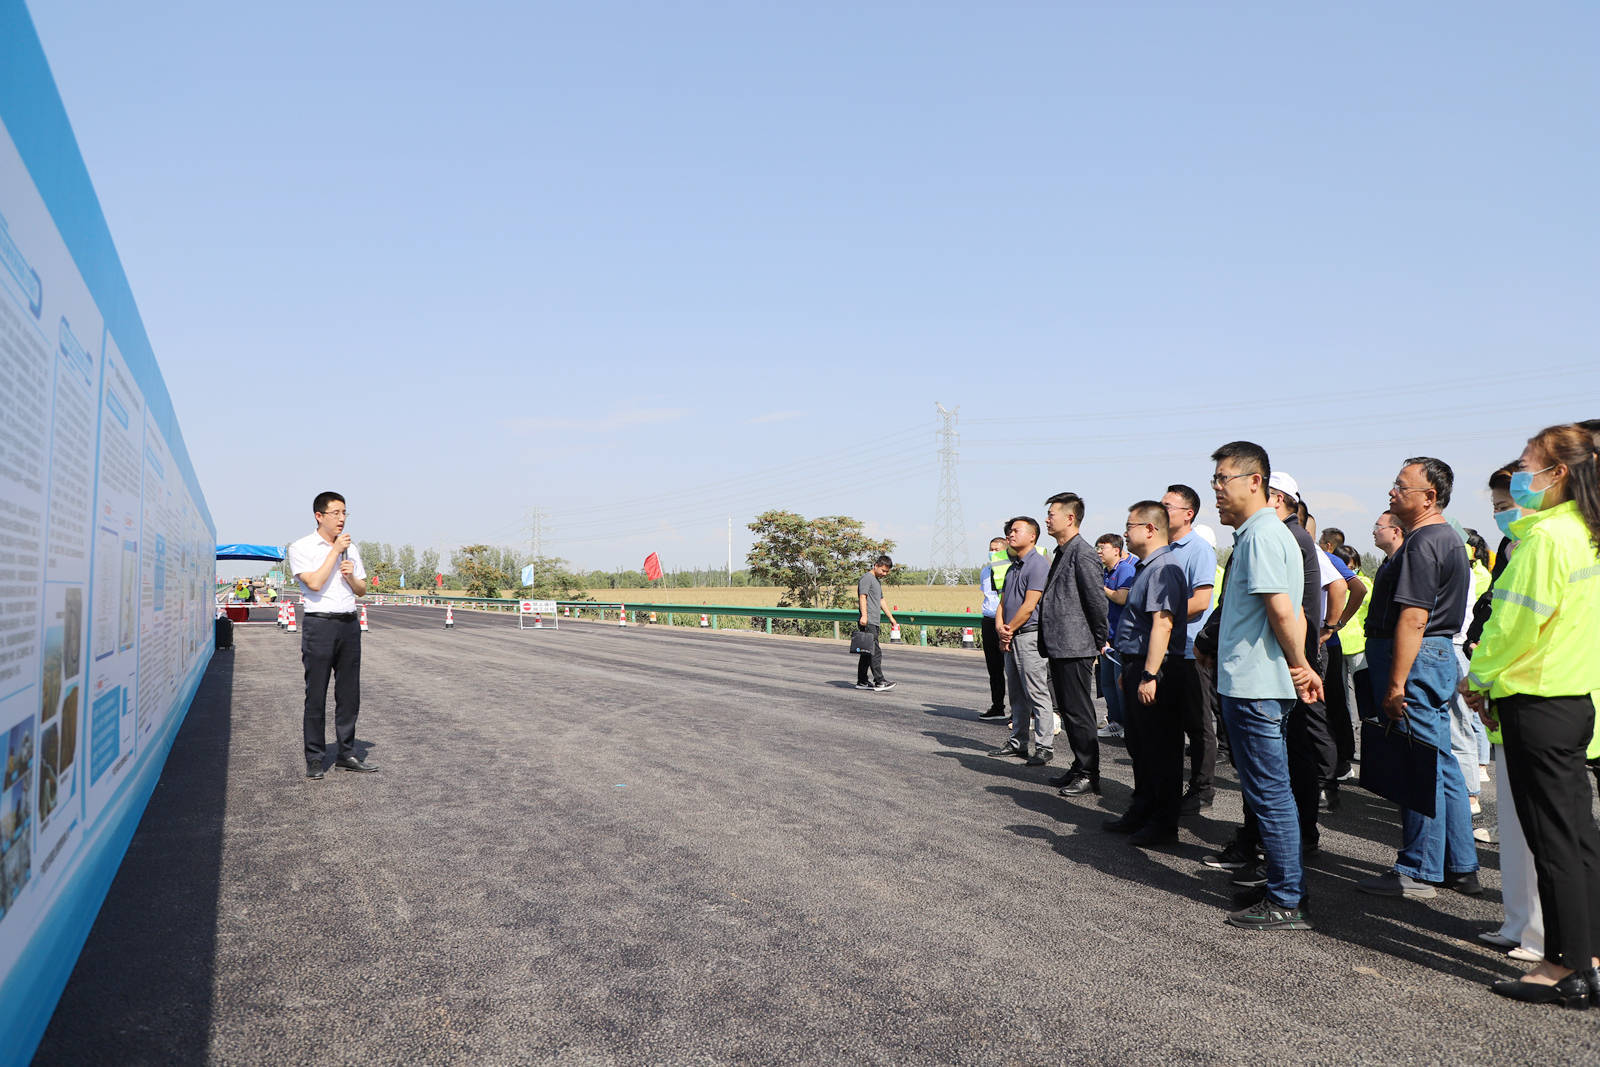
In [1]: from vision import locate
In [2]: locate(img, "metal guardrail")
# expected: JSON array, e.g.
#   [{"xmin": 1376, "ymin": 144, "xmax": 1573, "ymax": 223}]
[{"xmin": 365, "ymin": 595, "xmax": 986, "ymax": 646}]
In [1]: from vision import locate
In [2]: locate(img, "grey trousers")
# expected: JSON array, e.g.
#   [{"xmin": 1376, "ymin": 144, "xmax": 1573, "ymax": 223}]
[{"xmin": 1005, "ymin": 629, "xmax": 1056, "ymax": 751}]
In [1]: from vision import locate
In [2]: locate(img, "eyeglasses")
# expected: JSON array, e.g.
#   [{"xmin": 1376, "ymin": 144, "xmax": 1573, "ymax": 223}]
[
  {"xmin": 1372, "ymin": 523, "xmax": 1398, "ymax": 532},
  {"xmin": 320, "ymin": 510, "xmax": 348, "ymax": 517},
  {"xmin": 1125, "ymin": 522, "xmax": 1152, "ymax": 532},
  {"xmin": 1389, "ymin": 481, "xmax": 1429, "ymax": 495},
  {"xmin": 1209, "ymin": 472, "xmax": 1254, "ymax": 489}
]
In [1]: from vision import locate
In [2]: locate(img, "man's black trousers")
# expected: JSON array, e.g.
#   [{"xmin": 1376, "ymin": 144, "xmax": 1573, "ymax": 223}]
[
  {"xmin": 1047, "ymin": 656, "xmax": 1098, "ymax": 775},
  {"xmin": 856, "ymin": 623, "xmax": 885, "ymax": 686},
  {"xmin": 980, "ymin": 615, "xmax": 1006, "ymax": 712},
  {"xmin": 1167, "ymin": 657, "xmax": 1217, "ymax": 800},
  {"xmin": 302, "ymin": 613, "xmax": 361, "ymax": 761},
  {"xmin": 1121, "ymin": 661, "xmax": 1184, "ymax": 832}
]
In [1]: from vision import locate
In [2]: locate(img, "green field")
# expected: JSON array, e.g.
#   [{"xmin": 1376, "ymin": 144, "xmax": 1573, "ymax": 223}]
[{"xmin": 580, "ymin": 585, "xmax": 985, "ymax": 613}]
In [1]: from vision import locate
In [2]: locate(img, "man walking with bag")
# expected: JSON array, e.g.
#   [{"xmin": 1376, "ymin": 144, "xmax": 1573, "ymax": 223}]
[{"xmin": 856, "ymin": 555, "xmax": 898, "ymax": 692}]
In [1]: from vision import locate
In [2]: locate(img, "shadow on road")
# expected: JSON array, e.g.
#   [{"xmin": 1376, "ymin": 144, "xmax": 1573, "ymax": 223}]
[{"xmin": 33, "ymin": 649, "xmax": 234, "ymax": 1064}]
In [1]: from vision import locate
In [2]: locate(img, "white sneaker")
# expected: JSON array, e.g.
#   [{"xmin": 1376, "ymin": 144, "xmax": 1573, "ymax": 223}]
[
  {"xmin": 1097, "ymin": 723, "xmax": 1123, "ymax": 739},
  {"xmin": 1469, "ymin": 795, "xmax": 1482, "ymax": 816},
  {"xmin": 1509, "ymin": 946, "xmax": 1543, "ymax": 963},
  {"xmin": 1474, "ymin": 827, "xmax": 1494, "ymax": 844},
  {"xmin": 1479, "ymin": 765, "xmax": 1491, "ymax": 783}
]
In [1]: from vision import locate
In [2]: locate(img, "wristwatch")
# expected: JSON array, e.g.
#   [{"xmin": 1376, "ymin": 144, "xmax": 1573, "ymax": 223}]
[{"xmin": 1140, "ymin": 670, "xmax": 1159, "ymax": 683}]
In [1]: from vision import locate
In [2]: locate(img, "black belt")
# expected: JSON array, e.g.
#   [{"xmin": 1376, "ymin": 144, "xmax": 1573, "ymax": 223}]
[{"xmin": 304, "ymin": 611, "xmax": 357, "ymax": 621}]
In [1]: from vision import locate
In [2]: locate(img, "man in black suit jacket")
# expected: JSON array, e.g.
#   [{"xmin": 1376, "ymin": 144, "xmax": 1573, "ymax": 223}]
[{"xmin": 1038, "ymin": 492, "xmax": 1112, "ymax": 796}]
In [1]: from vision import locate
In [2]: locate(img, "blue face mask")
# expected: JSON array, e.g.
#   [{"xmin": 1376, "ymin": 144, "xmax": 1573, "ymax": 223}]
[
  {"xmin": 1493, "ymin": 507, "xmax": 1520, "ymax": 538},
  {"xmin": 1509, "ymin": 466, "xmax": 1555, "ymax": 510}
]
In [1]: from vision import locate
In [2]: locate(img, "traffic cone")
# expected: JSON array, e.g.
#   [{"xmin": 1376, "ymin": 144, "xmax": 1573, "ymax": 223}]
[
  {"xmin": 359, "ymin": 605, "xmax": 370, "ymax": 632},
  {"xmin": 445, "ymin": 605, "xmax": 455, "ymax": 629},
  {"xmin": 277, "ymin": 602, "xmax": 286, "ymax": 628},
  {"xmin": 700, "ymin": 614, "xmax": 709, "ymax": 628},
  {"xmin": 648, "ymin": 611, "xmax": 657, "ymax": 624},
  {"xmin": 564, "ymin": 605, "xmax": 571, "ymax": 617},
  {"xmin": 962, "ymin": 627, "xmax": 975, "ymax": 647},
  {"xmin": 618, "ymin": 609, "xmax": 628, "ymax": 628},
  {"xmin": 534, "ymin": 612, "xmax": 543, "ymax": 629},
  {"xmin": 285, "ymin": 603, "xmax": 297, "ymax": 633}
]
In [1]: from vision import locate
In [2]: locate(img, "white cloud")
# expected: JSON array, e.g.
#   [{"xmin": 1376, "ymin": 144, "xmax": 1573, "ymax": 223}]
[{"xmin": 745, "ymin": 410, "xmax": 806, "ymax": 425}]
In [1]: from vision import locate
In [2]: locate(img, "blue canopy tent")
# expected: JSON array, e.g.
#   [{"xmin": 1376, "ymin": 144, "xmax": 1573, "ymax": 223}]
[{"xmin": 216, "ymin": 544, "xmax": 285, "ymax": 561}]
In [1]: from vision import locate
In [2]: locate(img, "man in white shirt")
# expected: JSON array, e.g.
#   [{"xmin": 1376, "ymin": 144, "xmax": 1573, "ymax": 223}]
[{"xmin": 288, "ymin": 491, "xmax": 377, "ymax": 778}]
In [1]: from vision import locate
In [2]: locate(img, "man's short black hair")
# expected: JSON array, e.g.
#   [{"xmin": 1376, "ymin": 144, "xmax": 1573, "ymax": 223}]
[
  {"xmin": 1095, "ymin": 533, "xmax": 1124, "ymax": 551},
  {"xmin": 1165, "ymin": 484, "xmax": 1201, "ymax": 514},
  {"xmin": 313, "ymin": 491, "xmax": 345, "ymax": 514},
  {"xmin": 1210, "ymin": 441, "xmax": 1270, "ymax": 483},
  {"xmin": 1006, "ymin": 516, "xmax": 1041, "ymax": 540},
  {"xmin": 1403, "ymin": 456, "xmax": 1455, "ymax": 509},
  {"xmin": 1128, "ymin": 500, "xmax": 1169, "ymax": 538},
  {"xmin": 1044, "ymin": 492, "xmax": 1085, "ymax": 523},
  {"xmin": 874, "ymin": 555, "xmax": 893, "ymax": 569},
  {"xmin": 1333, "ymin": 544, "xmax": 1361, "ymax": 571},
  {"xmin": 1319, "ymin": 527, "xmax": 1345, "ymax": 550},
  {"xmin": 989, "ymin": 536, "xmax": 1007, "ymax": 548}
]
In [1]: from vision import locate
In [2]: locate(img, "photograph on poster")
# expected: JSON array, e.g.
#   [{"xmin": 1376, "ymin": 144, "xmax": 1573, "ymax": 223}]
[
  {"xmin": 93, "ymin": 528, "xmax": 117, "ymax": 661},
  {"xmin": 119, "ymin": 539, "xmax": 136, "ymax": 653},
  {"xmin": 3, "ymin": 770, "xmax": 31, "ymax": 849},
  {"xmin": 4, "ymin": 718, "xmax": 31, "ymax": 791},
  {"xmin": 40, "ymin": 627, "xmax": 61, "ymax": 726},
  {"xmin": 37, "ymin": 722, "xmax": 58, "ymax": 825},
  {"xmin": 2, "ymin": 827, "xmax": 31, "ymax": 916},
  {"xmin": 63, "ymin": 587, "xmax": 81, "ymax": 681},
  {"xmin": 58, "ymin": 685, "xmax": 77, "ymax": 780}
]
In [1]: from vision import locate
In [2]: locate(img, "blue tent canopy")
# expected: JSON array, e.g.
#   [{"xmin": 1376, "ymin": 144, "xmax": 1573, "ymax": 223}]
[{"xmin": 216, "ymin": 543, "xmax": 285, "ymax": 562}]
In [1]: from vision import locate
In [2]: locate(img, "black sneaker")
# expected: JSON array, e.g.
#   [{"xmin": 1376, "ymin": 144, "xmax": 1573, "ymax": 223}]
[
  {"xmin": 1231, "ymin": 864, "xmax": 1268, "ymax": 888},
  {"xmin": 1025, "ymin": 747, "xmax": 1053, "ymax": 767},
  {"xmin": 1442, "ymin": 870, "xmax": 1484, "ymax": 896},
  {"xmin": 854, "ymin": 682, "xmax": 875, "ymax": 691},
  {"xmin": 1202, "ymin": 841, "xmax": 1259, "ymax": 871},
  {"xmin": 873, "ymin": 680, "xmax": 896, "ymax": 692},
  {"xmin": 978, "ymin": 707, "xmax": 1009, "ymax": 720},
  {"xmin": 1225, "ymin": 898, "xmax": 1311, "ymax": 931}
]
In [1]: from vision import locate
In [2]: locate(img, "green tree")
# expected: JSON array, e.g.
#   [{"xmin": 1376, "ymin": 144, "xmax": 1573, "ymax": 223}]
[
  {"xmin": 418, "ymin": 548, "xmax": 440, "ymax": 592},
  {"xmin": 746, "ymin": 510, "xmax": 895, "ymax": 608},
  {"xmin": 396, "ymin": 544, "xmax": 417, "ymax": 589},
  {"xmin": 358, "ymin": 541, "xmax": 399, "ymax": 590},
  {"xmin": 452, "ymin": 544, "xmax": 511, "ymax": 598}
]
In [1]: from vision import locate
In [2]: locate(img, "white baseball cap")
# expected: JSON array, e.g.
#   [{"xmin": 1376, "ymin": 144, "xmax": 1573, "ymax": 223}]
[
  {"xmin": 1192, "ymin": 523, "xmax": 1217, "ymax": 549},
  {"xmin": 1267, "ymin": 471, "xmax": 1300, "ymax": 503}
]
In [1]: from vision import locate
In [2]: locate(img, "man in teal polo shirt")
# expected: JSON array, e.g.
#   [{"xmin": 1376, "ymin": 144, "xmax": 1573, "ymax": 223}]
[{"xmin": 1207, "ymin": 441, "xmax": 1323, "ymax": 931}]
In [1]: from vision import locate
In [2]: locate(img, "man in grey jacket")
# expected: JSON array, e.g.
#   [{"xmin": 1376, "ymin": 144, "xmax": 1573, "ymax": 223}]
[{"xmin": 1038, "ymin": 492, "xmax": 1112, "ymax": 796}]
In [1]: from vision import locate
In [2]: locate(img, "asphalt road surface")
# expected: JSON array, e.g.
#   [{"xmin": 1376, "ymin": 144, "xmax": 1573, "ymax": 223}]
[{"xmin": 33, "ymin": 606, "xmax": 1600, "ymax": 1064}]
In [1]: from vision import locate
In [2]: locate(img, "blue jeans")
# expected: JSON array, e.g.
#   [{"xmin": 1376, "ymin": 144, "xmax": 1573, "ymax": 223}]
[
  {"xmin": 1221, "ymin": 696, "xmax": 1303, "ymax": 909},
  {"xmin": 1365, "ymin": 636, "xmax": 1479, "ymax": 881},
  {"xmin": 1098, "ymin": 650, "xmax": 1125, "ymax": 727}
]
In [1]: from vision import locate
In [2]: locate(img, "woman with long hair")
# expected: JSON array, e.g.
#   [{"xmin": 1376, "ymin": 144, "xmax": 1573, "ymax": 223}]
[{"xmin": 1464, "ymin": 423, "xmax": 1600, "ymax": 1006}]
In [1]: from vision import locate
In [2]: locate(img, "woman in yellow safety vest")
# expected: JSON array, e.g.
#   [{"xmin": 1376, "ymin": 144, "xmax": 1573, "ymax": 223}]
[{"xmin": 1464, "ymin": 423, "xmax": 1600, "ymax": 1007}]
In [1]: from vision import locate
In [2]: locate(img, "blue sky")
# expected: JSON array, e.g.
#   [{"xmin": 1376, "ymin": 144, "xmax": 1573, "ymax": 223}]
[{"xmin": 26, "ymin": 1, "xmax": 1600, "ymax": 577}]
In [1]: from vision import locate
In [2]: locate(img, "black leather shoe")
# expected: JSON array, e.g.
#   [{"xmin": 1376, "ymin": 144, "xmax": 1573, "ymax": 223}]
[
  {"xmin": 1058, "ymin": 772, "xmax": 1100, "ymax": 797},
  {"xmin": 987, "ymin": 742, "xmax": 1026, "ymax": 759},
  {"xmin": 1128, "ymin": 825, "xmax": 1179, "ymax": 848},
  {"xmin": 1491, "ymin": 972, "xmax": 1592, "ymax": 1008},
  {"xmin": 335, "ymin": 755, "xmax": 379, "ymax": 773},
  {"xmin": 306, "ymin": 761, "xmax": 325, "ymax": 780},
  {"xmin": 978, "ymin": 708, "xmax": 1009, "ymax": 720},
  {"xmin": 1442, "ymin": 870, "xmax": 1483, "ymax": 896},
  {"xmin": 1179, "ymin": 791, "xmax": 1213, "ymax": 815},
  {"xmin": 1025, "ymin": 747, "xmax": 1054, "ymax": 767},
  {"xmin": 1102, "ymin": 815, "xmax": 1141, "ymax": 834},
  {"xmin": 1585, "ymin": 967, "xmax": 1600, "ymax": 1008}
]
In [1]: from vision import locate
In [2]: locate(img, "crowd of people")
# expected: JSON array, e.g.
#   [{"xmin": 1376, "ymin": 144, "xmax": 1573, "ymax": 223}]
[{"xmin": 937, "ymin": 423, "xmax": 1600, "ymax": 1009}]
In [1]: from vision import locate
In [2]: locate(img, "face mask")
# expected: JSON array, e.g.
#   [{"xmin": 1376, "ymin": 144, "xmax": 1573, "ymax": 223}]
[
  {"xmin": 1509, "ymin": 465, "xmax": 1556, "ymax": 510},
  {"xmin": 1493, "ymin": 508, "xmax": 1520, "ymax": 538}
]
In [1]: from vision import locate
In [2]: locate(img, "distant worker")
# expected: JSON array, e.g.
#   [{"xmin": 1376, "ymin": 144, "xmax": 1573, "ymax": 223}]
[
  {"xmin": 977, "ymin": 537, "xmax": 1011, "ymax": 720},
  {"xmin": 855, "ymin": 555, "xmax": 898, "ymax": 692},
  {"xmin": 289, "ymin": 491, "xmax": 377, "ymax": 778}
]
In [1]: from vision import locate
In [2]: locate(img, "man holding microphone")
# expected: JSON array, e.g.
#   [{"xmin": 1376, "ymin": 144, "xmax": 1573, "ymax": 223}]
[{"xmin": 289, "ymin": 491, "xmax": 378, "ymax": 778}]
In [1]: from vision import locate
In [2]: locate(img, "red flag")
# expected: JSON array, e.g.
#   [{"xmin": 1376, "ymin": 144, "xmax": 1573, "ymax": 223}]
[
  {"xmin": 435, "ymin": 572, "xmax": 444, "ymax": 588},
  {"xmin": 643, "ymin": 552, "xmax": 663, "ymax": 582}
]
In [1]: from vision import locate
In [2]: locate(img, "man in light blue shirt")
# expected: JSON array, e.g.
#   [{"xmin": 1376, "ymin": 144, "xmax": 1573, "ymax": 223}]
[
  {"xmin": 1205, "ymin": 442, "xmax": 1323, "ymax": 932},
  {"xmin": 1161, "ymin": 484, "xmax": 1218, "ymax": 813}
]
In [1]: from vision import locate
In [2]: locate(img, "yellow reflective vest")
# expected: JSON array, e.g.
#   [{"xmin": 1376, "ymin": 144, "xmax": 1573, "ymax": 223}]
[{"xmin": 1467, "ymin": 501, "xmax": 1600, "ymax": 754}]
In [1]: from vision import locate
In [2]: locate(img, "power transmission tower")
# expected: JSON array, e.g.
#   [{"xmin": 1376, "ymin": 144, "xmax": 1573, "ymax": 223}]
[
  {"xmin": 929, "ymin": 403, "xmax": 966, "ymax": 585},
  {"xmin": 528, "ymin": 508, "xmax": 548, "ymax": 584}
]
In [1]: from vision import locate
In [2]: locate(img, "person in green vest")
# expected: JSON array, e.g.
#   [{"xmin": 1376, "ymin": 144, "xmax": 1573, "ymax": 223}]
[
  {"xmin": 978, "ymin": 538, "xmax": 1011, "ymax": 720},
  {"xmin": 1464, "ymin": 423, "xmax": 1600, "ymax": 1006}
]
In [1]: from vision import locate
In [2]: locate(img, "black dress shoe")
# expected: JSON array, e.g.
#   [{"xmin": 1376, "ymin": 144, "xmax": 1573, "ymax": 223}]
[
  {"xmin": 1128, "ymin": 825, "xmax": 1179, "ymax": 848},
  {"xmin": 978, "ymin": 708, "xmax": 1009, "ymax": 720},
  {"xmin": 1585, "ymin": 967, "xmax": 1600, "ymax": 1007},
  {"xmin": 306, "ymin": 762, "xmax": 325, "ymax": 780},
  {"xmin": 1025, "ymin": 747, "xmax": 1054, "ymax": 767},
  {"xmin": 1179, "ymin": 791, "xmax": 1213, "ymax": 815},
  {"xmin": 1058, "ymin": 772, "xmax": 1100, "ymax": 797},
  {"xmin": 1442, "ymin": 870, "xmax": 1483, "ymax": 896},
  {"xmin": 335, "ymin": 755, "xmax": 379, "ymax": 773},
  {"xmin": 1102, "ymin": 815, "xmax": 1142, "ymax": 834},
  {"xmin": 1491, "ymin": 972, "xmax": 1592, "ymax": 1008},
  {"xmin": 987, "ymin": 742, "xmax": 1026, "ymax": 758}
]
